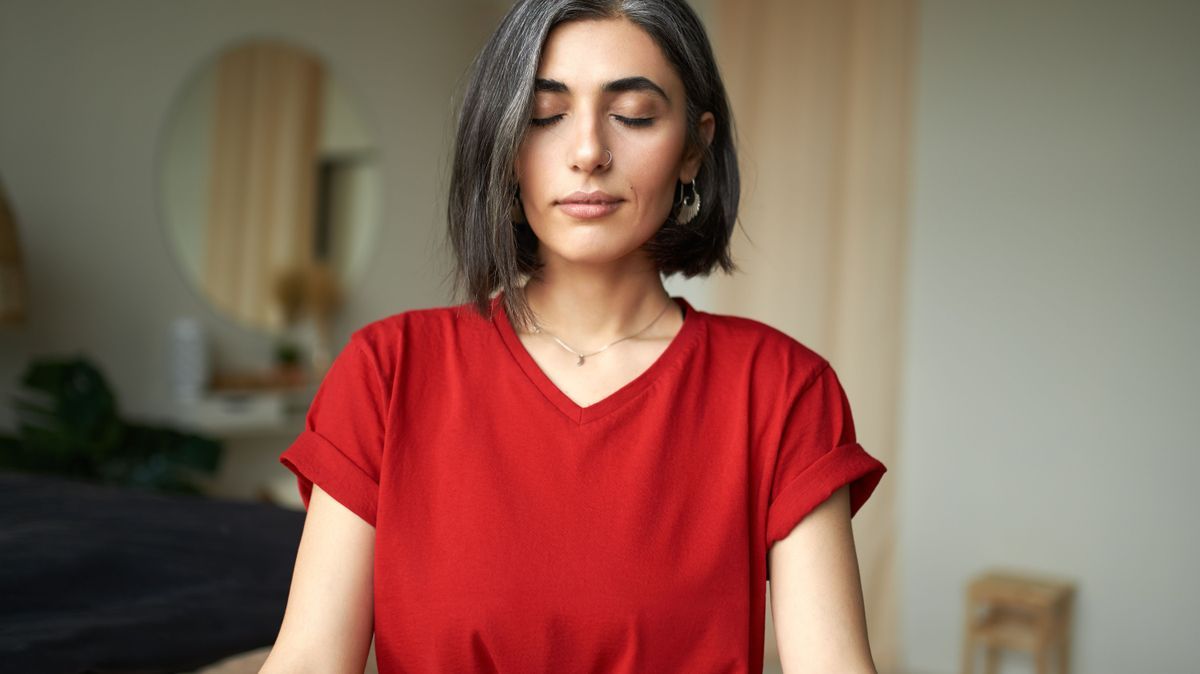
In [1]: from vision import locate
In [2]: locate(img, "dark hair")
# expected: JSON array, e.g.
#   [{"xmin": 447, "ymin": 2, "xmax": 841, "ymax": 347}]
[{"xmin": 443, "ymin": 0, "xmax": 741, "ymax": 331}]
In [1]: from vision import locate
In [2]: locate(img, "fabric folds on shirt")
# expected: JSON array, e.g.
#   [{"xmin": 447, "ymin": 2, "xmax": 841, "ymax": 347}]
[{"xmin": 279, "ymin": 292, "xmax": 887, "ymax": 673}]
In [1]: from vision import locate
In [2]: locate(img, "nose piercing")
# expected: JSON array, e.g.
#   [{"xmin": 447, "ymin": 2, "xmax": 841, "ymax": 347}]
[{"xmin": 601, "ymin": 149, "xmax": 613, "ymax": 168}]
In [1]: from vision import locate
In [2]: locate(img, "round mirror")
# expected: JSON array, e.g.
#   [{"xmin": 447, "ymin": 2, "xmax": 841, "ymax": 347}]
[{"xmin": 158, "ymin": 37, "xmax": 380, "ymax": 335}]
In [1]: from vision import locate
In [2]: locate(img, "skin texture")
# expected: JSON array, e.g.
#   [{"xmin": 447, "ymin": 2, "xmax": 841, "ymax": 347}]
[
  {"xmin": 516, "ymin": 17, "xmax": 704, "ymax": 279},
  {"xmin": 769, "ymin": 485, "xmax": 878, "ymax": 673},
  {"xmin": 260, "ymin": 485, "xmax": 375, "ymax": 673},
  {"xmin": 512, "ymin": 16, "xmax": 714, "ymax": 407}
]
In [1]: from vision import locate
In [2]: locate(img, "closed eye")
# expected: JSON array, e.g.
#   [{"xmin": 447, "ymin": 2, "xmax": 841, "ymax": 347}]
[
  {"xmin": 528, "ymin": 115, "xmax": 563, "ymax": 128},
  {"xmin": 616, "ymin": 115, "xmax": 655, "ymax": 128},
  {"xmin": 529, "ymin": 114, "xmax": 655, "ymax": 128}
]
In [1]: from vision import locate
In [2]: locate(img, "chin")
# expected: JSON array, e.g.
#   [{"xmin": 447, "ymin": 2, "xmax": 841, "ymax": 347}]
[
  {"xmin": 538, "ymin": 238, "xmax": 644, "ymax": 267},
  {"xmin": 532, "ymin": 220, "xmax": 657, "ymax": 265}
]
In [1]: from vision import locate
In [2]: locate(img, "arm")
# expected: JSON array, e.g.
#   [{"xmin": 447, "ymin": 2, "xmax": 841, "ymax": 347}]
[
  {"xmin": 768, "ymin": 484, "xmax": 878, "ymax": 674},
  {"xmin": 260, "ymin": 484, "xmax": 376, "ymax": 674}
]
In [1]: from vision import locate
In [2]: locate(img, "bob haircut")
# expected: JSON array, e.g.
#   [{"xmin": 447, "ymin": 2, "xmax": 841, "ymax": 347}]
[{"xmin": 445, "ymin": 0, "xmax": 741, "ymax": 331}]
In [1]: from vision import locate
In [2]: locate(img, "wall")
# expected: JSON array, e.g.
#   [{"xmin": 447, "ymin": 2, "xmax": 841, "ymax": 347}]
[
  {"xmin": 0, "ymin": 0, "xmax": 502, "ymax": 432},
  {"xmin": 899, "ymin": 1, "xmax": 1199, "ymax": 672},
  {"xmin": 13, "ymin": 1, "xmax": 1193, "ymax": 672}
]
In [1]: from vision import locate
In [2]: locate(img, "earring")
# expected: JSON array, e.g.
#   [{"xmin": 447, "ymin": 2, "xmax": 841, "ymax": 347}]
[
  {"xmin": 675, "ymin": 180, "xmax": 701, "ymax": 225},
  {"xmin": 511, "ymin": 189, "xmax": 526, "ymax": 224}
]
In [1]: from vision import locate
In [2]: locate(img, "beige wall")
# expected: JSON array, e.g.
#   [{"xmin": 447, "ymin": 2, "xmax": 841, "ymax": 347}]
[{"xmin": 900, "ymin": 1, "xmax": 1199, "ymax": 672}]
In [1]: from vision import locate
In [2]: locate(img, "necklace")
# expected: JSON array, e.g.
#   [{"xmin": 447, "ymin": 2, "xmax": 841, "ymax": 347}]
[{"xmin": 530, "ymin": 296, "xmax": 677, "ymax": 366}]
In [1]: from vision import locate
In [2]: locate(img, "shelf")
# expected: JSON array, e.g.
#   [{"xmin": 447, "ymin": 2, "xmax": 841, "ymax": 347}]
[{"xmin": 168, "ymin": 387, "xmax": 315, "ymax": 438}]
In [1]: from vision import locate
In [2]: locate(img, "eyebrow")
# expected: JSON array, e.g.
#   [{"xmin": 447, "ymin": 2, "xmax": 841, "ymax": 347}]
[{"xmin": 534, "ymin": 76, "xmax": 671, "ymax": 104}]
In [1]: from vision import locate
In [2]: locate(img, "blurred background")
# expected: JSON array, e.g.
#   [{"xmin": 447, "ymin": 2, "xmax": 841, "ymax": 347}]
[{"xmin": 0, "ymin": 0, "xmax": 1196, "ymax": 673}]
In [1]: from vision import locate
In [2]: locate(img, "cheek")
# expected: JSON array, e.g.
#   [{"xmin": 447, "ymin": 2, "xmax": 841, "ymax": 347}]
[
  {"xmin": 623, "ymin": 137, "xmax": 684, "ymax": 212},
  {"xmin": 516, "ymin": 139, "xmax": 560, "ymax": 210}
]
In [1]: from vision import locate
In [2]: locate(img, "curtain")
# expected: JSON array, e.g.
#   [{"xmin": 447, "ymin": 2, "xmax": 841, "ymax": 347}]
[
  {"xmin": 204, "ymin": 41, "xmax": 325, "ymax": 329},
  {"xmin": 709, "ymin": 1, "xmax": 916, "ymax": 671}
]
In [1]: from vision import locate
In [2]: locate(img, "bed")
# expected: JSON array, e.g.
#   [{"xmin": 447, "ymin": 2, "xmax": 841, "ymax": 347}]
[{"xmin": 0, "ymin": 469, "xmax": 305, "ymax": 673}]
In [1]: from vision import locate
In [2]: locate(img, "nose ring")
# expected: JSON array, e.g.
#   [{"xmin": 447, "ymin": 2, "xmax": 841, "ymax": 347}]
[{"xmin": 601, "ymin": 149, "xmax": 613, "ymax": 168}]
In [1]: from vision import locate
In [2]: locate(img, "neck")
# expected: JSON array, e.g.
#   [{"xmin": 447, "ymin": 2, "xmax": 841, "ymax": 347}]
[{"xmin": 520, "ymin": 262, "xmax": 675, "ymax": 348}]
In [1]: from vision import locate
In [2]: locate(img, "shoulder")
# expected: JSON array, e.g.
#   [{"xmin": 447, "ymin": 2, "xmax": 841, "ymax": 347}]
[
  {"xmin": 701, "ymin": 308, "xmax": 829, "ymax": 368},
  {"xmin": 699, "ymin": 307, "xmax": 831, "ymax": 389},
  {"xmin": 344, "ymin": 300, "xmax": 493, "ymax": 363},
  {"xmin": 355, "ymin": 300, "xmax": 489, "ymax": 338}
]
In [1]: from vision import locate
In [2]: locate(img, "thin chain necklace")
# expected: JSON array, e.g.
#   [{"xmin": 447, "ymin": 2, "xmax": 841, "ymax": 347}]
[{"xmin": 530, "ymin": 296, "xmax": 677, "ymax": 366}]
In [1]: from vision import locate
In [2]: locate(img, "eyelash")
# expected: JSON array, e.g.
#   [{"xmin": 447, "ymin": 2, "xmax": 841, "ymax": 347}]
[{"xmin": 529, "ymin": 114, "xmax": 655, "ymax": 128}]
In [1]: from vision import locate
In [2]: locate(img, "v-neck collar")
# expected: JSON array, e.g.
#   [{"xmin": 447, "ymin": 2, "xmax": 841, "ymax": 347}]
[{"xmin": 490, "ymin": 290, "xmax": 705, "ymax": 426}]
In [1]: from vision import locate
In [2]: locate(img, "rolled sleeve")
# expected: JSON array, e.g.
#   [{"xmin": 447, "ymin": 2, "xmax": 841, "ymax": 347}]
[
  {"xmin": 765, "ymin": 362, "xmax": 887, "ymax": 568},
  {"xmin": 765, "ymin": 440, "xmax": 885, "ymax": 549},
  {"xmin": 279, "ymin": 331, "xmax": 387, "ymax": 528},
  {"xmin": 280, "ymin": 427, "xmax": 380, "ymax": 528}
]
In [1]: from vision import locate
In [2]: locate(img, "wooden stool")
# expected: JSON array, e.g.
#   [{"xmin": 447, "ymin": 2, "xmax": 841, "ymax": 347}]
[{"xmin": 961, "ymin": 568, "xmax": 1076, "ymax": 674}]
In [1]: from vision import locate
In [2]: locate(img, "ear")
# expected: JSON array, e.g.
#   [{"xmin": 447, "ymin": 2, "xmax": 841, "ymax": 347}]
[{"xmin": 679, "ymin": 111, "xmax": 716, "ymax": 182}]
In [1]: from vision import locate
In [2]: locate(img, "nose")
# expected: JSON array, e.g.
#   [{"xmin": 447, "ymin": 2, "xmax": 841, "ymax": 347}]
[{"xmin": 568, "ymin": 111, "xmax": 611, "ymax": 173}]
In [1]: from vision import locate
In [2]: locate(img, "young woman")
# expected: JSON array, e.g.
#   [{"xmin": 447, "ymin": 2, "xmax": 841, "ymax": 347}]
[{"xmin": 266, "ymin": 1, "xmax": 886, "ymax": 672}]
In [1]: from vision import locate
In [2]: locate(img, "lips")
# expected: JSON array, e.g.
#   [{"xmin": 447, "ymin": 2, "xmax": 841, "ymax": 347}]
[
  {"xmin": 558, "ymin": 190, "xmax": 622, "ymax": 205},
  {"xmin": 557, "ymin": 201, "xmax": 622, "ymax": 219},
  {"xmin": 557, "ymin": 190, "xmax": 624, "ymax": 219}
]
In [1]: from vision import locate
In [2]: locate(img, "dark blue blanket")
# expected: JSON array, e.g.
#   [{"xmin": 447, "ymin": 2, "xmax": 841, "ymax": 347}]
[{"xmin": 0, "ymin": 470, "xmax": 304, "ymax": 674}]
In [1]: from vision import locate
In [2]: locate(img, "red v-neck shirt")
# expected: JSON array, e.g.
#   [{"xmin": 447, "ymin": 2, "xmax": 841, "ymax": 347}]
[{"xmin": 279, "ymin": 291, "xmax": 887, "ymax": 673}]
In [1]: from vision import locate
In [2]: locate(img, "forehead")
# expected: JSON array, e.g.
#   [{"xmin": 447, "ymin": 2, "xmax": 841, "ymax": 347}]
[{"xmin": 536, "ymin": 17, "xmax": 680, "ymax": 94}]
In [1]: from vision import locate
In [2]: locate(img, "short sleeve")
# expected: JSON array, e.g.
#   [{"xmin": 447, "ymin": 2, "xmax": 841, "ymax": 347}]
[
  {"xmin": 765, "ymin": 362, "xmax": 887, "ymax": 556},
  {"xmin": 279, "ymin": 332, "xmax": 387, "ymax": 528}
]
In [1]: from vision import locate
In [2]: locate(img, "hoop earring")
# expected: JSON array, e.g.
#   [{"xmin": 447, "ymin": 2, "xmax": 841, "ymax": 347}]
[
  {"xmin": 674, "ymin": 180, "xmax": 701, "ymax": 225},
  {"xmin": 511, "ymin": 188, "xmax": 526, "ymax": 224}
]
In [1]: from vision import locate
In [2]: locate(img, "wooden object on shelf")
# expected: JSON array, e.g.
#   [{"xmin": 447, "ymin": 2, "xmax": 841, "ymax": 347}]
[
  {"xmin": 210, "ymin": 366, "xmax": 312, "ymax": 392},
  {"xmin": 961, "ymin": 568, "xmax": 1076, "ymax": 674}
]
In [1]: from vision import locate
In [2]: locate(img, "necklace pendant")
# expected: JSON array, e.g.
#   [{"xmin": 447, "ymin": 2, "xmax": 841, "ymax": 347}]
[{"xmin": 576, "ymin": 355, "xmax": 585, "ymax": 366}]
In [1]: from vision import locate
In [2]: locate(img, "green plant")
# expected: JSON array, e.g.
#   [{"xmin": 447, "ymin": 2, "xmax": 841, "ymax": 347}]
[
  {"xmin": 273, "ymin": 337, "xmax": 303, "ymax": 368},
  {"xmin": 0, "ymin": 355, "xmax": 223, "ymax": 495}
]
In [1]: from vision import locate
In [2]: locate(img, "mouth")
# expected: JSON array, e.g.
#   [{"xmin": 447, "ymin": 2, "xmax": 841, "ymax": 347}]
[
  {"xmin": 556, "ymin": 190, "xmax": 624, "ymax": 219},
  {"xmin": 556, "ymin": 200, "xmax": 624, "ymax": 219}
]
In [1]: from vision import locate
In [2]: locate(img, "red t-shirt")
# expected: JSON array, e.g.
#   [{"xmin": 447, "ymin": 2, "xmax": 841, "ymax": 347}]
[{"xmin": 279, "ymin": 291, "xmax": 886, "ymax": 673}]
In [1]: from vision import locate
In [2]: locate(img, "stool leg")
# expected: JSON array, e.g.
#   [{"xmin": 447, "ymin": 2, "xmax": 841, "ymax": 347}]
[
  {"xmin": 1060, "ymin": 600, "xmax": 1074, "ymax": 674},
  {"xmin": 983, "ymin": 646, "xmax": 999, "ymax": 674},
  {"xmin": 1035, "ymin": 611, "xmax": 1052, "ymax": 674}
]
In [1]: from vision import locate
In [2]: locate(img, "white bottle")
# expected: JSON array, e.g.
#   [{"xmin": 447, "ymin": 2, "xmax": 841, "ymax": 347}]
[{"xmin": 169, "ymin": 316, "xmax": 209, "ymax": 403}]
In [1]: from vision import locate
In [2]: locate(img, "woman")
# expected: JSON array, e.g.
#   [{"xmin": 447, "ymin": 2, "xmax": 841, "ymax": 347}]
[{"xmin": 266, "ymin": 1, "xmax": 886, "ymax": 673}]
